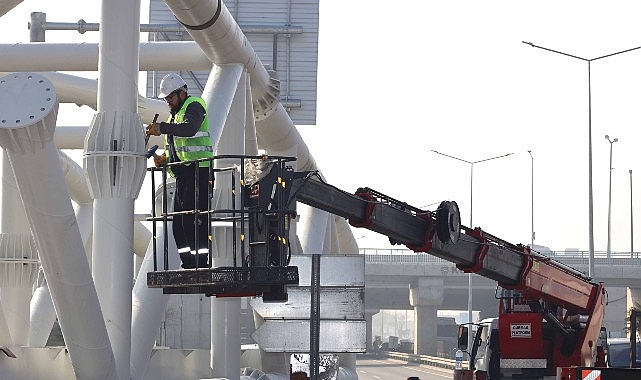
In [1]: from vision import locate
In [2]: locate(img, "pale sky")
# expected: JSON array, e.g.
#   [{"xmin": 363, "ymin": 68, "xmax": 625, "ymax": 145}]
[{"xmin": 2, "ymin": 1, "xmax": 641, "ymax": 253}]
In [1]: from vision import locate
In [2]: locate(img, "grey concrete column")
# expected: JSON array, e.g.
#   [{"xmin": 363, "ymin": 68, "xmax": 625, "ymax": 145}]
[
  {"xmin": 628, "ymin": 287, "xmax": 641, "ymax": 314},
  {"xmin": 365, "ymin": 312, "xmax": 375, "ymax": 352},
  {"xmin": 477, "ymin": 304, "xmax": 496, "ymax": 322},
  {"xmin": 409, "ymin": 278, "xmax": 444, "ymax": 356},
  {"xmin": 603, "ymin": 287, "xmax": 627, "ymax": 336}
]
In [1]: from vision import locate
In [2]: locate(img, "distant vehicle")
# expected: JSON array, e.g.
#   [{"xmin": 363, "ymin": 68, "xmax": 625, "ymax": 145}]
[
  {"xmin": 607, "ymin": 338, "xmax": 641, "ymax": 368},
  {"xmin": 396, "ymin": 339, "xmax": 413, "ymax": 353}
]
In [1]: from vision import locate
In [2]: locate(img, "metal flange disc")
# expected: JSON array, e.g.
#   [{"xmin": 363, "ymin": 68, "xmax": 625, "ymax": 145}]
[{"xmin": 436, "ymin": 201, "xmax": 461, "ymax": 244}]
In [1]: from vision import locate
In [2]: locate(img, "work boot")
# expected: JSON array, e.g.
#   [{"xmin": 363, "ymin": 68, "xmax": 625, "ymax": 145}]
[
  {"xmin": 194, "ymin": 253, "xmax": 209, "ymax": 268},
  {"xmin": 179, "ymin": 251, "xmax": 196, "ymax": 269}
]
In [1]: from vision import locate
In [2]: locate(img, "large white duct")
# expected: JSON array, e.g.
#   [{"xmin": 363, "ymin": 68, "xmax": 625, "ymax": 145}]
[{"xmin": 0, "ymin": 72, "xmax": 117, "ymax": 379}]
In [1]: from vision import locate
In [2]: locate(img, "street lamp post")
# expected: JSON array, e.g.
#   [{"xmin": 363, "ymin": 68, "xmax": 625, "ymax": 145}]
[
  {"xmin": 630, "ymin": 169, "xmax": 634, "ymax": 258},
  {"xmin": 523, "ymin": 41, "xmax": 641, "ymax": 277},
  {"xmin": 431, "ymin": 149, "xmax": 513, "ymax": 354},
  {"xmin": 528, "ymin": 150, "xmax": 534, "ymax": 247},
  {"xmin": 605, "ymin": 135, "xmax": 618, "ymax": 259}
]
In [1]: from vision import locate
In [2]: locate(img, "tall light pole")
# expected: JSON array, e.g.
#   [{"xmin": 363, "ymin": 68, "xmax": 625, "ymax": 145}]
[
  {"xmin": 528, "ymin": 150, "xmax": 534, "ymax": 247},
  {"xmin": 630, "ymin": 169, "xmax": 634, "ymax": 258},
  {"xmin": 605, "ymin": 135, "xmax": 618, "ymax": 259},
  {"xmin": 431, "ymin": 149, "xmax": 513, "ymax": 354},
  {"xmin": 523, "ymin": 41, "xmax": 641, "ymax": 277}
]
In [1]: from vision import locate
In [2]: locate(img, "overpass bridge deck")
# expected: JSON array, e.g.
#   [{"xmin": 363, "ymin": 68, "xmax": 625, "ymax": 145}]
[{"xmin": 361, "ymin": 248, "xmax": 641, "ymax": 288}]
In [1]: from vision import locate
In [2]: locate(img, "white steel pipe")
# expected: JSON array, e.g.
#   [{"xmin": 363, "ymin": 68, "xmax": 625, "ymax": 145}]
[
  {"xmin": 59, "ymin": 150, "xmax": 92, "ymax": 204},
  {"xmin": 0, "ymin": 72, "xmax": 117, "ymax": 379},
  {"xmin": 208, "ymin": 66, "xmax": 246, "ymax": 380},
  {"xmin": 0, "ymin": 288, "xmax": 31, "ymax": 345},
  {"xmin": 29, "ymin": 146, "xmax": 105, "ymax": 347},
  {"xmin": 0, "ymin": 296, "xmax": 12, "ymax": 345},
  {"xmin": 1, "ymin": 151, "xmax": 29, "ymax": 231},
  {"xmin": 243, "ymin": 73, "xmax": 258, "ymax": 155},
  {"xmin": 131, "ymin": 214, "xmax": 180, "ymax": 380},
  {"xmin": 335, "ymin": 217, "xmax": 359, "ymax": 254},
  {"xmin": 0, "ymin": 72, "xmax": 170, "ymax": 127},
  {"xmin": 211, "ymin": 299, "xmax": 240, "ymax": 378},
  {"xmin": 60, "ymin": 150, "xmax": 95, "ymax": 262},
  {"xmin": 297, "ymin": 204, "xmax": 330, "ymax": 253},
  {"xmin": 29, "ymin": 151, "xmax": 95, "ymax": 348},
  {"xmin": 27, "ymin": 271, "xmax": 55, "ymax": 347},
  {"xmin": 202, "ymin": 64, "xmax": 244, "ymax": 154},
  {"xmin": 1, "ymin": 143, "xmax": 40, "ymax": 347},
  {"xmin": 0, "ymin": 42, "xmax": 211, "ymax": 72}
]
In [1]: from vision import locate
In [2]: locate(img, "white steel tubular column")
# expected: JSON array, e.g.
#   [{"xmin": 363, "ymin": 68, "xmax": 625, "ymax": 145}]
[
  {"xmin": 0, "ymin": 72, "xmax": 117, "ymax": 379},
  {"xmin": 130, "ymin": 184, "xmax": 180, "ymax": 380},
  {"xmin": 206, "ymin": 65, "xmax": 245, "ymax": 379},
  {"xmin": 84, "ymin": 0, "xmax": 145, "ymax": 378},
  {"xmin": 29, "ymin": 149, "xmax": 97, "ymax": 347},
  {"xmin": 0, "ymin": 151, "xmax": 37, "ymax": 346}
]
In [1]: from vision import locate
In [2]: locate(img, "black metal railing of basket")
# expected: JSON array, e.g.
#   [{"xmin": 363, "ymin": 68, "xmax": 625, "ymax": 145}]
[{"xmin": 145, "ymin": 154, "xmax": 298, "ymax": 272}]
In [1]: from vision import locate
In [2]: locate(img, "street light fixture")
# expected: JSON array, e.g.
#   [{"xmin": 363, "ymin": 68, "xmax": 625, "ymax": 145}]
[
  {"xmin": 523, "ymin": 41, "xmax": 641, "ymax": 276},
  {"xmin": 605, "ymin": 134, "xmax": 618, "ymax": 259},
  {"xmin": 430, "ymin": 149, "xmax": 513, "ymax": 354}
]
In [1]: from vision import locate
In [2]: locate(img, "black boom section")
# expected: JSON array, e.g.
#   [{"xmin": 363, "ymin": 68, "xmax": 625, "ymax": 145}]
[
  {"xmin": 292, "ymin": 176, "xmax": 428, "ymax": 247},
  {"xmin": 291, "ymin": 174, "xmax": 525, "ymax": 286}
]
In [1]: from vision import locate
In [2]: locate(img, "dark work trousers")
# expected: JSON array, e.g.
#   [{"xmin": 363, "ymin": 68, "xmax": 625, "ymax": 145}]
[{"xmin": 173, "ymin": 167, "xmax": 211, "ymax": 255}]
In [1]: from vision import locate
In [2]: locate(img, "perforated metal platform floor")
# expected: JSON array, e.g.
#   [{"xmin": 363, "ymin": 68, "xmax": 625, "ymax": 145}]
[{"xmin": 147, "ymin": 266, "xmax": 299, "ymax": 300}]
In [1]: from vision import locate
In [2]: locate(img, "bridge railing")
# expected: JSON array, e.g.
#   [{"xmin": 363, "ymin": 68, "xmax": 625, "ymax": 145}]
[
  {"xmin": 378, "ymin": 350, "xmax": 457, "ymax": 370},
  {"xmin": 359, "ymin": 248, "xmax": 641, "ymax": 267}
]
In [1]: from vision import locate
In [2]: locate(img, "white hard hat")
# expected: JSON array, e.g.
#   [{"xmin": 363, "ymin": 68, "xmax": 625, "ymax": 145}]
[{"xmin": 158, "ymin": 73, "xmax": 187, "ymax": 98}]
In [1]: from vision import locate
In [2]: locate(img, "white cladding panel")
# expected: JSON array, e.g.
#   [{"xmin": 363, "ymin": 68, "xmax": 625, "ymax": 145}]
[{"xmin": 146, "ymin": 0, "xmax": 319, "ymax": 125}]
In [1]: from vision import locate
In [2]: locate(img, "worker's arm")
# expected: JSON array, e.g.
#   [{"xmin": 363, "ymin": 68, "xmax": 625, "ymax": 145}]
[{"xmin": 158, "ymin": 101, "xmax": 205, "ymax": 137}]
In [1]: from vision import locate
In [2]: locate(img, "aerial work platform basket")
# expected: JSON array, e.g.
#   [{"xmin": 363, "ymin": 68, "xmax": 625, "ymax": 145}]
[{"xmin": 145, "ymin": 154, "xmax": 299, "ymax": 301}]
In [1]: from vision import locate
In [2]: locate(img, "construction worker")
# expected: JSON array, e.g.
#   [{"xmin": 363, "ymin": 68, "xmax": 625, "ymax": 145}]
[{"xmin": 146, "ymin": 73, "xmax": 214, "ymax": 269}]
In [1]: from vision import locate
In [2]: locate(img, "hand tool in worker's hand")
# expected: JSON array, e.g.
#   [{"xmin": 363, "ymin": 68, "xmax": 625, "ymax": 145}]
[
  {"xmin": 145, "ymin": 113, "xmax": 159, "ymax": 145},
  {"xmin": 146, "ymin": 145, "xmax": 159, "ymax": 159}
]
